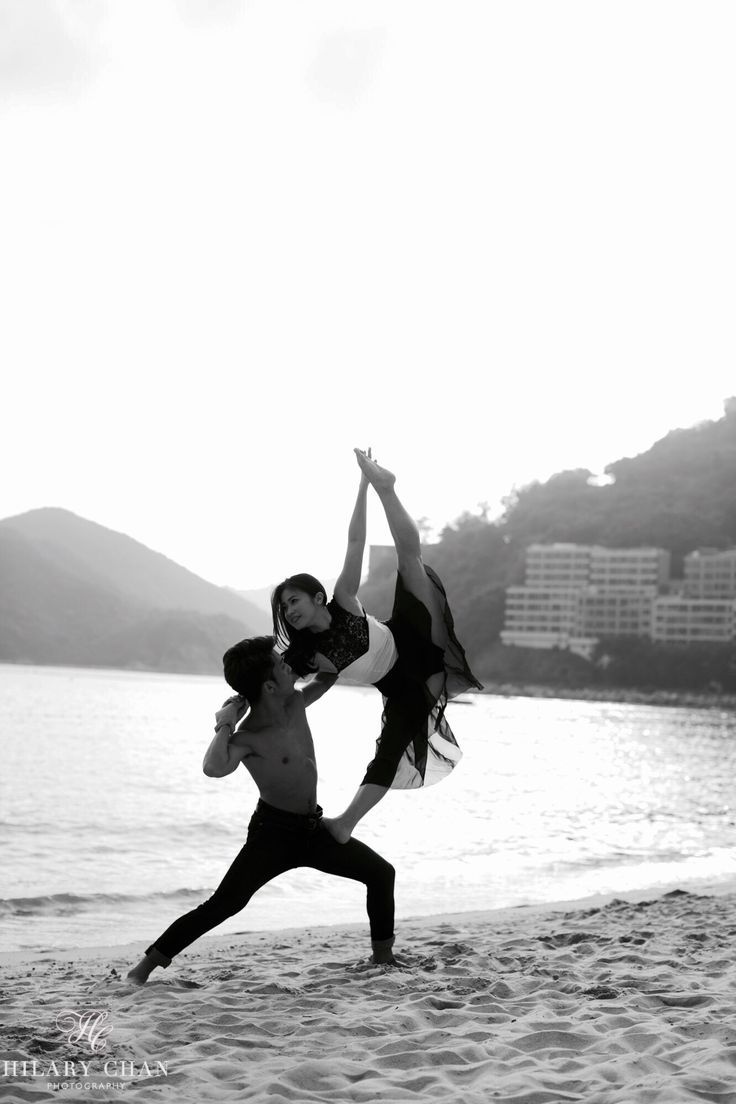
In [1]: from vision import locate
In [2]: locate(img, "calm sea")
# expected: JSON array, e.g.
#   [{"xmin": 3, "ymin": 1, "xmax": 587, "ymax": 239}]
[{"xmin": 2, "ymin": 664, "xmax": 736, "ymax": 954}]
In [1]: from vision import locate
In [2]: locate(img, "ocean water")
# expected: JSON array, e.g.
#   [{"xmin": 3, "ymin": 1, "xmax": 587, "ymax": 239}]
[{"xmin": 2, "ymin": 663, "xmax": 736, "ymax": 954}]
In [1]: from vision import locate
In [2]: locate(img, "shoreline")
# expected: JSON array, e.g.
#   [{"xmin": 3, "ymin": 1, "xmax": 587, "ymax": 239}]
[
  {"xmin": 6, "ymin": 661, "xmax": 736, "ymax": 710},
  {"xmin": 478, "ymin": 681, "xmax": 736, "ymax": 709},
  {"xmin": 3, "ymin": 874, "xmax": 736, "ymax": 969}
]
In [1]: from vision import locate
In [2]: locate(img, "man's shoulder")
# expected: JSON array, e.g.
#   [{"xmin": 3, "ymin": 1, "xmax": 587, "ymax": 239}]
[
  {"xmin": 229, "ymin": 726, "xmax": 258, "ymax": 751},
  {"xmin": 231, "ymin": 713, "xmax": 284, "ymax": 744}
]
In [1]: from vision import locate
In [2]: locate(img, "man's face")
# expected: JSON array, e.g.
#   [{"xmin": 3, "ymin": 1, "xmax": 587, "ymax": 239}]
[{"xmin": 270, "ymin": 650, "xmax": 296, "ymax": 695}]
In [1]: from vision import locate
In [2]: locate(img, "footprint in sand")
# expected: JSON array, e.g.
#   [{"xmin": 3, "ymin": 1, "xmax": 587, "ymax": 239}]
[
  {"xmin": 583, "ymin": 985, "xmax": 621, "ymax": 1000},
  {"xmin": 539, "ymin": 931, "xmax": 604, "ymax": 948}
]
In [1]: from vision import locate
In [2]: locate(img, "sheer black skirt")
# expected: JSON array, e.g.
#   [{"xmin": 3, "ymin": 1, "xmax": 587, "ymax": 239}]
[{"xmin": 362, "ymin": 565, "xmax": 483, "ymax": 790}]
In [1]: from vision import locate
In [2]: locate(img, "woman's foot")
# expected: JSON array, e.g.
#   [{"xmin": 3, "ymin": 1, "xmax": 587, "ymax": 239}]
[
  {"xmin": 354, "ymin": 449, "xmax": 396, "ymax": 492},
  {"xmin": 322, "ymin": 815, "xmax": 353, "ymax": 844}
]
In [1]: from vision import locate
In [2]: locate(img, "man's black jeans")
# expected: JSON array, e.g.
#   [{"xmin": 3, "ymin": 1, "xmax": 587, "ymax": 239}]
[{"xmin": 147, "ymin": 800, "xmax": 396, "ymax": 963}]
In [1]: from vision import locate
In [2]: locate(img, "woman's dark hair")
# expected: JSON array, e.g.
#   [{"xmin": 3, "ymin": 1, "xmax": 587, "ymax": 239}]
[
  {"xmin": 222, "ymin": 635, "xmax": 277, "ymax": 702},
  {"xmin": 271, "ymin": 574, "xmax": 327, "ymax": 676}
]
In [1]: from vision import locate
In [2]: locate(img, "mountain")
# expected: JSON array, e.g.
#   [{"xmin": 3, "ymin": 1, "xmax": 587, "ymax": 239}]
[
  {"xmin": 0, "ymin": 525, "xmax": 134, "ymax": 665},
  {"xmin": 232, "ymin": 584, "xmax": 278, "ymax": 621},
  {"xmin": 2, "ymin": 508, "xmax": 269, "ymax": 627},
  {"xmin": 0, "ymin": 508, "xmax": 270, "ymax": 674},
  {"xmin": 93, "ymin": 611, "xmax": 254, "ymax": 675},
  {"xmin": 358, "ymin": 399, "xmax": 736, "ymax": 686},
  {"xmin": 499, "ymin": 400, "xmax": 736, "ymax": 570},
  {"xmin": 7, "ymin": 402, "xmax": 735, "ymax": 685},
  {"xmin": 234, "ymin": 578, "xmax": 338, "ymax": 622}
]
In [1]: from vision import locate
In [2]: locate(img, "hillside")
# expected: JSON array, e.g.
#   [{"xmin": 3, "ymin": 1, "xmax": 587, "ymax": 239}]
[
  {"xmin": 234, "ymin": 578, "xmax": 338, "ymax": 623},
  {"xmin": 0, "ymin": 509, "xmax": 269, "ymax": 674},
  {"xmin": 359, "ymin": 400, "xmax": 736, "ymax": 687},
  {"xmin": 0, "ymin": 526, "xmax": 135, "ymax": 666},
  {"xmin": 500, "ymin": 400, "xmax": 736, "ymax": 571},
  {"xmin": 1, "ymin": 508, "xmax": 269, "ymax": 627},
  {"xmin": 5, "ymin": 403, "xmax": 736, "ymax": 685}
]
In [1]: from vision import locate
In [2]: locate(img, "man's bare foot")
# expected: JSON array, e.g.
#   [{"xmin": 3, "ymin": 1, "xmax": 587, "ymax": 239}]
[
  {"xmin": 126, "ymin": 948, "xmax": 170, "ymax": 985},
  {"xmin": 353, "ymin": 449, "xmax": 396, "ymax": 491},
  {"xmin": 371, "ymin": 936, "xmax": 397, "ymax": 965},
  {"xmin": 126, "ymin": 961, "xmax": 153, "ymax": 986},
  {"xmin": 322, "ymin": 816, "xmax": 352, "ymax": 844}
]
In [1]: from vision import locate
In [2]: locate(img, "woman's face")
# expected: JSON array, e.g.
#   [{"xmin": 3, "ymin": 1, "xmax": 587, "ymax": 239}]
[{"xmin": 281, "ymin": 586, "xmax": 321, "ymax": 631}]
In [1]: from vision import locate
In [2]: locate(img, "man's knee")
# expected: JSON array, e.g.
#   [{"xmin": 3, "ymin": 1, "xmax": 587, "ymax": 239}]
[
  {"xmin": 199, "ymin": 891, "xmax": 248, "ymax": 923},
  {"xmin": 373, "ymin": 857, "xmax": 395, "ymax": 889}
]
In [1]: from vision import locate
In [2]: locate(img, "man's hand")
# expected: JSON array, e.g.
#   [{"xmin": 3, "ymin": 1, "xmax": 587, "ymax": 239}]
[
  {"xmin": 215, "ymin": 694, "xmax": 247, "ymax": 731},
  {"xmin": 204, "ymin": 695, "xmax": 249, "ymax": 777}
]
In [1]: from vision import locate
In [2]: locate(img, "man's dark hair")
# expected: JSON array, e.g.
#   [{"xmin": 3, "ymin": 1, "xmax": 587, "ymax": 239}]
[{"xmin": 222, "ymin": 635, "xmax": 277, "ymax": 702}]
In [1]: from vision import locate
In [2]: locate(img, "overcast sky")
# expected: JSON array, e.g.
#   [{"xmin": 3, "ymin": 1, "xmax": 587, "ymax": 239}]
[{"xmin": 2, "ymin": 1, "xmax": 734, "ymax": 591}]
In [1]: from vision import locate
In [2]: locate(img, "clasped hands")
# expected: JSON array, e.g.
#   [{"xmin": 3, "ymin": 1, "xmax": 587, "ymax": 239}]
[{"xmin": 215, "ymin": 694, "xmax": 247, "ymax": 732}]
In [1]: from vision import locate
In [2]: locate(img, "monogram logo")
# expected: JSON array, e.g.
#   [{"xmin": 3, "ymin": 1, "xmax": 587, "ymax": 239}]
[{"xmin": 55, "ymin": 1010, "xmax": 114, "ymax": 1054}]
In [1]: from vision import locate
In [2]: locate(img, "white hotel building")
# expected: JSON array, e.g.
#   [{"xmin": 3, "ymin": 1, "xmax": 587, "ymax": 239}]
[{"xmin": 502, "ymin": 544, "xmax": 736, "ymax": 654}]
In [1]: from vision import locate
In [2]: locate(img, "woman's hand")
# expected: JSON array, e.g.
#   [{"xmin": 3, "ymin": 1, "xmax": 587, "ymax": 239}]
[{"xmin": 322, "ymin": 815, "xmax": 352, "ymax": 844}]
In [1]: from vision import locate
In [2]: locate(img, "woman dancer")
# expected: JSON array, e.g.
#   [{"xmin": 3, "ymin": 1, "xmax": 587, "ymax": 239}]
[{"xmin": 270, "ymin": 449, "xmax": 482, "ymax": 843}]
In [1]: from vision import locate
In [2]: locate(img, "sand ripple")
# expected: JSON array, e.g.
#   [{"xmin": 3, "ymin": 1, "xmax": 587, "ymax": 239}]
[{"xmin": 1, "ymin": 889, "xmax": 736, "ymax": 1103}]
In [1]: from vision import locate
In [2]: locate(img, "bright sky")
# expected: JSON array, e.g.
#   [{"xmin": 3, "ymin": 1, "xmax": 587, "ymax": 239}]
[{"xmin": 2, "ymin": 1, "xmax": 734, "ymax": 591}]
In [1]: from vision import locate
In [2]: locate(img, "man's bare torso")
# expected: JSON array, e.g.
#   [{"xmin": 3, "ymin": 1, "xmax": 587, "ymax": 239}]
[{"xmin": 230, "ymin": 690, "xmax": 319, "ymax": 815}]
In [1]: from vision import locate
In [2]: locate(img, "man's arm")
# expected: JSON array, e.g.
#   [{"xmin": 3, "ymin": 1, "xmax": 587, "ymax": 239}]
[
  {"xmin": 202, "ymin": 726, "xmax": 248, "ymax": 776},
  {"xmin": 202, "ymin": 695, "xmax": 249, "ymax": 777}
]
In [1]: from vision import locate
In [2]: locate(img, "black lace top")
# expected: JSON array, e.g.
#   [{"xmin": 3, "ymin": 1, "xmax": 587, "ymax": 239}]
[
  {"xmin": 283, "ymin": 599, "xmax": 370, "ymax": 676},
  {"xmin": 311, "ymin": 600, "xmax": 369, "ymax": 671}
]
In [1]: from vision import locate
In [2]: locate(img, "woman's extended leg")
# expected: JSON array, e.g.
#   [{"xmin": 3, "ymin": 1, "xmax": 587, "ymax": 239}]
[
  {"xmin": 354, "ymin": 449, "xmax": 448, "ymax": 656},
  {"xmin": 323, "ymin": 452, "xmax": 462, "ymax": 846}
]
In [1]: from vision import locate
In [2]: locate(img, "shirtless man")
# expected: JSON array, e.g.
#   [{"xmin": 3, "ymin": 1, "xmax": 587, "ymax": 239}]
[{"xmin": 127, "ymin": 636, "xmax": 397, "ymax": 984}]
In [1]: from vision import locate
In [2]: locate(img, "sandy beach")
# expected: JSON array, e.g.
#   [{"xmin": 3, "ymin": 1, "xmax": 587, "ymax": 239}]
[{"xmin": 2, "ymin": 886, "xmax": 736, "ymax": 1103}]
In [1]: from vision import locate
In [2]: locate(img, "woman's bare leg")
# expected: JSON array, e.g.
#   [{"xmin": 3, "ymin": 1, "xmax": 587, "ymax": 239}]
[
  {"xmin": 322, "ymin": 784, "xmax": 387, "ymax": 843},
  {"xmin": 322, "ymin": 452, "xmax": 449, "ymax": 845},
  {"xmin": 354, "ymin": 449, "xmax": 448, "ymax": 652}
]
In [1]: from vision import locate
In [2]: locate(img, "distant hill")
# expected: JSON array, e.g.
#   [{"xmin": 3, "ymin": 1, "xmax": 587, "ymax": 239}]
[
  {"xmin": 0, "ymin": 508, "xmax": 270, "ymax": 674},
  {"xmin": 499, "ymin": 399, "xmax": 736, "ymax": 570},
  {"xmin": 0, "ymin": 525, "xmax": 134, "ymax": 666},
  {"xmin": 358, "ymin": 400, "xmax": 736, "ymax": 686},
  {"xmin": 8, "ymin": 403, "xmax": 735, "ymax": 686},
  {"xmin": 234, "ymin": 578, "xmax": 338, "ymax": 625},
  {"xmin": 232, "ymin": 584, "xmax": 277, "ymax": 621},
  {"xmin": 2, "ymin": 508, "xmax": 269, "ymax": 626},
  {"xmin": 94, "ymin": 610, "xmax": 254, "ymax": 675}
]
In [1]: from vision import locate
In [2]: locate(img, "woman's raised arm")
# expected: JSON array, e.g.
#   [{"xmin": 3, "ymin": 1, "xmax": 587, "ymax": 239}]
[{"xmin": 332, "ymin": 451, "xmax": 370, "ymax": 611}]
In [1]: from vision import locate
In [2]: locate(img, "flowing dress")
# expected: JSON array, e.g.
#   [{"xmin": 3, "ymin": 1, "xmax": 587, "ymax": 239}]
[{"xmin": 284, "ymin": 566, "xmax": 483, "ymax": 790}]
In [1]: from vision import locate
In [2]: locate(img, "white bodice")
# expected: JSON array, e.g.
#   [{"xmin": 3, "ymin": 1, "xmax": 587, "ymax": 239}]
[{"xmin": 337, "ymin": 614, "xmax": 398, "ymax": 686}]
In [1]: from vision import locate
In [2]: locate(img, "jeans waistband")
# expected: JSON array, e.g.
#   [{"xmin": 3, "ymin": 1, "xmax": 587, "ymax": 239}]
[{"xmin": 255, "ymin": 799, "xmax": 323, "ymax": 831}]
